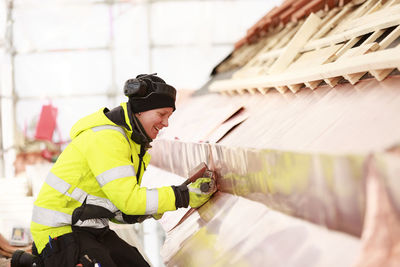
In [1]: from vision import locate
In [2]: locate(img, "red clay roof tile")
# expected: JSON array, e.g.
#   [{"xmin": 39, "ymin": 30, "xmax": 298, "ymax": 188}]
[
  {"xmin": 292, "ymin": 0, "xmax": 325, "ymax": 21},
  {"xmin": 235, "ymin": 0, "xmax": 343, "ymax": 50}
]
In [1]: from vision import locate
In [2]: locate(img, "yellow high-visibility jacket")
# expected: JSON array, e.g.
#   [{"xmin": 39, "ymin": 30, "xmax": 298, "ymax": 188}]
[{"xmin": 31, "ymin": 102, "xmax": 176, "ymax": 253}]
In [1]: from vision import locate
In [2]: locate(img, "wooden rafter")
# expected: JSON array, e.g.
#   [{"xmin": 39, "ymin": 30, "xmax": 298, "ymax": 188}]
[{"xmin": 211, "ymin": 0, "xmax": 400, "ymax": 95}]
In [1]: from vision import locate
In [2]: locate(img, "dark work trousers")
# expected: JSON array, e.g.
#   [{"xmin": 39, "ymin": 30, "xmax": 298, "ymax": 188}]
[{"xmin": 41, "ymin": 227, "xmax": 150, "ymax": 267}]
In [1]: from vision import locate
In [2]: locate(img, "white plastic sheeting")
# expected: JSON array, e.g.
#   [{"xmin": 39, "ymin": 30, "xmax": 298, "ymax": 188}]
[
  {"xmin": 5, "ymin": 0, "xmax": 283, "ymax": 146},
  {"xmin": 13, "ymin": 5, "xmax": 111, "ymax": 52},
  {"xmin": 0, "ymin": 1, "xmax": 283, "ymax": 265},
  {"xmin": 0, "ymin": 1, "xmax": 5, "ymax": 42},
  {"xmin": 149, "ymin": 0, "xmax": 282, "ymax": 89},
  {"xmin": 16, "ymin": 96, "xmax": 116, "ymax": 143},
  {"xmin": 113, "ymin": 3, "xmax": 150, "ymax": 90}
]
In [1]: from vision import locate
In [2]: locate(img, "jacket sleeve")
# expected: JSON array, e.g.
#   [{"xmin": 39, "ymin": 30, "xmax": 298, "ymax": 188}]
[{"xmin": 85, "ymin": 129, "xmax": 177, "ymax": 215}]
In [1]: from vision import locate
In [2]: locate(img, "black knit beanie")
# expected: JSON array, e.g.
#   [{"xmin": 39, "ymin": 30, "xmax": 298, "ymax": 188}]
[{"xmin": 127, "ymin": 74, "xmax": 176, "ymax": 113}]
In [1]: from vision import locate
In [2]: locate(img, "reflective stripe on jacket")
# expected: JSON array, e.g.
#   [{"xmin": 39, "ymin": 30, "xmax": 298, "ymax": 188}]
[{"xmin": 31, "ymin": 102, "xmax": 176, "ymax": 253}]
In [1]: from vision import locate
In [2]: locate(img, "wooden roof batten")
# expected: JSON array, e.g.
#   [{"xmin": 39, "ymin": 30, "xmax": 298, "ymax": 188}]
[{"xmin": 210, "ymin": 0, "xmax": 400, "ymax": 95}]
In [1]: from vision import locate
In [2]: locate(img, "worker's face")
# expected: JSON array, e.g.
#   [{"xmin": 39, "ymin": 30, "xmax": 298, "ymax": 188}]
[{"xmin": 137, "ymin": 107, "xmax": 173, "ymax": 139}]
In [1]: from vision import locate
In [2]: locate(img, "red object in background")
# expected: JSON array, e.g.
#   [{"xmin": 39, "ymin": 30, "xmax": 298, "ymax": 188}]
[{"xmin": 34, "ymin": 104, "xmax": 58, "ymax": 141}]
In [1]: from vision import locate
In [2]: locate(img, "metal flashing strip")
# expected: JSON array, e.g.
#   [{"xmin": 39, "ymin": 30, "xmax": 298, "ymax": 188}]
[
  {"xmin": 151, "ymin": 139, "xmax": 400, "ymax": 266},
  {"xmin": 161, "ymin": 191, "xmax": 360, "ymax": 267},
  {"xmin": 151, "ymin": 138, "xmax": 400, "ymax": 237}
]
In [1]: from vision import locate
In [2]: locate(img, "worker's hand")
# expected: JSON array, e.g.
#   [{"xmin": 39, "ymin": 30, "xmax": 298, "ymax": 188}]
[{"xmin": 188, "ymin": 177, "xmax": 215, "ymax": 208}]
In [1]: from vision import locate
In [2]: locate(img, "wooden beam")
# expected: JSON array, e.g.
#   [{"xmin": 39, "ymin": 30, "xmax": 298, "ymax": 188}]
[
  {"xmin": 257, "ymin": 87, "xmax": 270, "ymax": 95},
  {"xmin": 346, "ymin": 25, "xmax": 400, "ymax": 82},
  {"xmin": 209, "ymin": 47, "xmax": 400, "ymax": 93},
  {"xmin": 365, "ymin": 0, "xmax": 386, "ymax": 15},
  {"xmin": 313, "ymin": 5, "xmax": 353, "ymax": 39},
  {"xmin": 287, "ymin": 44, "xmax": 343, "ymax": 72},
  {"xmin": 324, "ymin": 76, "xmax": 343, "ymax": 87},
  {"xmin": 344, "ymin": 3, "xmax": 400, "ymax": 30},
  {"xmin": 305, "ymin": 9, "xmax": 400, "ymax": 50},
  {"xmin": 269, "ymin": 13, "xmax": 322, "ymax": 74},
  {"xmin": 342, "ymin": 42, "xmax": 380, "ymax": 84},
  {"xmin": 287, "ymin": 84, "xmax": 304, "ymax": 93},
  {"xmin": 370, "ymin": 68, "xmax": 396, "ymax": 80},
  {"xmin": 379, "ymin": 24, "xmax": 400, "ymax": 48},
  {"xmin": 370, "ymin": 31, "xmax": 400, "ymax": 80},
  {"xmin": 232, "ymin": 24, "xmax": 299, "ymax": 79},
  {"xmin": 323, "ymin": 37, "xmax": 360, "ymax": 86},
  {"xmin": 305, "ymin": 80, "xmax": 322, "ymax": 89},
  {"xmin": 386, "ymin": 0, "xmax": 400, "ymax": 6},
  {"xmin": 276, "ymin": 86, "xmax": 289, "ymax": 94}
]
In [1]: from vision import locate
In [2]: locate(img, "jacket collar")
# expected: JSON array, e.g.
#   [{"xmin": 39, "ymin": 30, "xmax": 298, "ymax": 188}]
[{"xmin": 105, "ymin": 103, "xmax": 152, "ymax": 149}]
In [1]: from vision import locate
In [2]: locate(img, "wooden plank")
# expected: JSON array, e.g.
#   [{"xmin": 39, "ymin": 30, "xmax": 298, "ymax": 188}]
[
  {"xmin": 313, "ymin": 5, "xmax": 352, "ymax": 40},
  {"xmin": 287, "ymin": 44, "xmax": 343, "ymax": 72},
  {"xmin": 305, "ymin": 80, "xmax": 322, "ymax": 89},
  {"xmin": 286, "ymin": 47, "xmax": 400, "ymax": 84},
  {"xmin": 370, "ymin": 29, "xmax": 400, "ymax": 80},
  {"xmin": 386, "ymin": 0, "xmax": 400, "ymax": 6},
  {"xmin": 276, "ymin": 86, "xmax": 289, "ymax": 94},
  {"xmin": 286, "ymin": 45, "xmax": 342, "ymax": 88},
  {"xmin": 327, "ymin": 1, "xmax": 361, "ymax": 35},
  {"xmin": 237, "ymin": 88, "xmax": 247, "ymax": 95},
  {"xmin": 347, "ymin": 25, "xmax": 400, "ymax": 83},
  {"xmin": 324, "ymin": 76, "xmax": 343, "ymax": 87},
  {"xmin": 345, "ymin": 3, "xmax": 400, "ymax": 30},
  {"xmin": 353, "ymin": 0, "xmax": 368, "ymax": 5},
  {"xmin": 339, "ymin": 42, "xmax": 379, "ymax": 83},
  {"xmin": 257, "ymin": 87, "xmax": 270, "ymax": 95},
  {"xmin": 257, "ymin": 23, "xmax": 295, "ymax": 54},
  {"xmin": 269, "ymin": 13, "xmax": 322, "ymax": 74},
  {"xmin": 209, "ymin": 47, "xmax": 400, "ymax": 93},
  {"xmin": 304, "ymin": 10, "xmax": 400, "ymax": 50},
  {"xmin": 339, "ymin": 42, "xmax": 379, "ymax": 59},
  {"xmin": 319, "ymin": 6, "xmax": 339, "ymax": 21},
  {"xmin": 248, "ymin": 88, "xmax": 259, "ymax": 95},
  {"xmin": 365, "ymin": 0, "xmax": 386, "ymax": 15},
  {"xmin": 363, "ymin": 29, "xmax": 385, "ymax": 44},
  {"xmin": 258, "ymin": 48, "xmax": 284, "ymax": 62},
  {"xmin": 226, "ymin": 4, "xmax": 400, "ymax": 81},
  {"xmin": 370, "ymin": 68, "xmax": 396, "ymax": 80},
  {"xmin": 379, "ymin": 24, "xmax": 400, "ymax": 48},
  {"xmin": 273, "ymin": 22, "xmax": 303, "ymax": 49},
  {"xmin": 324, "ymin": 37, "xmax": 361, "ymax": 86},
  {"xmin": 288, "ymin": 84, "xmax": 303, "ymax": 93},
  {"xmin": 353, "ymin": 0, "xmax": 381, "ymax": 16},
  {"xmin": 334, "ymin": 0, "xmax": 380, "ymax": 33},
  {"xmin": 233, "ymin": 23, "xmax": 302, "ymax": 79},
  {"xmin": 232, "ymin": 24, "xmax": 298, "ymax": 79}
]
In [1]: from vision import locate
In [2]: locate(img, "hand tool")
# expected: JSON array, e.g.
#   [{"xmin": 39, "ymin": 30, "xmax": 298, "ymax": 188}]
[{"xmin": 181, "ymin": 162, "xmax": 217, "ymax": 193}]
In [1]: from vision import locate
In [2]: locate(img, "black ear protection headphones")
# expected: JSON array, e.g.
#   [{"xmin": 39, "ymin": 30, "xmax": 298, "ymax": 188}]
[{"xmin": 124, "ymin": 73, "xmax": 176, "ymax": 100}]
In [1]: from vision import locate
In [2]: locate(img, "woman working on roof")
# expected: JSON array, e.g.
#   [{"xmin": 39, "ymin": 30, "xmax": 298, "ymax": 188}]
[{"xmin": 29, "ymin": 74, "xmax": 215, "ymax": 267}]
